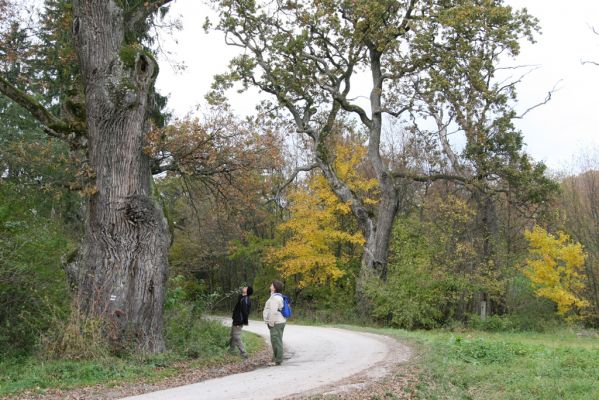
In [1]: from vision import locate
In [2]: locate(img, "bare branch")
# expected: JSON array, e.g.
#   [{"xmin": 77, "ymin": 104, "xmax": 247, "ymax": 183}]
[
  {"xmin": 495, "ymin": 65, "xmax": 540, "ymax": 95},
  {"xmin": 582, "ymin": 59, "xmax": 599, "ymax": 67},
  {"xmin": 381, "ymin": 105, "xmax": 410, "ymax": 119},
  {"xmin": 515, "ymin": 80, "xmax": 561, "ymax": 119},
  {"xmin": 274, "ymin": 163, "xmax": 319, "ymax": 201},
  {"xmin": 495, "ymin": 63, "xmax": 541, "ymax": 71}
]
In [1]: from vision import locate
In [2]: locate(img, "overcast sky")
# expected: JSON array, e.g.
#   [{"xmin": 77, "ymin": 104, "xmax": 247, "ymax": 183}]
[{"xmin": 156, "ymin": 0, "xmax": 599, "ymax": 171}]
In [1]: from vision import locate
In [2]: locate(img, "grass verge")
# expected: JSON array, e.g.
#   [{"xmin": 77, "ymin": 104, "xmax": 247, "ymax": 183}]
[
  {"xmin": 338, "ymin": 325, "xmax": 599, "ymax": 400},
  {"xmin": 0, "ymin": 320, "xmax": 264, "ymax": 398}
]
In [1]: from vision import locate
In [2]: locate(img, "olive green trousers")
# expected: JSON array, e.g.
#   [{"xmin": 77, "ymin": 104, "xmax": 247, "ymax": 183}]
[{"xmin": 268, "ymin": 323, "xmax": 286, "ymax": 364}]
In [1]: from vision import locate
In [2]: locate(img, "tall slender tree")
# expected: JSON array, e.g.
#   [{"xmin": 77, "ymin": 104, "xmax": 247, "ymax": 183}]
[{"xmin": 411, "ymin": 2, "xmax": 557, "ymax": 316}]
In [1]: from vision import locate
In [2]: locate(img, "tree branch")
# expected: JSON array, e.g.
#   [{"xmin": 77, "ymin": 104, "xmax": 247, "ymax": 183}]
[
  {"xmin": 274, "ymin": 163, "xmax": 319, "ymax": 201},
  {"xmin": 515, "ymin": 80, "xmax": 561, "ymax": 119},
  {"xmin": 126, "ymin": 0, "xmax": 174, "ymax": 34},
  {"xmin": 391, "ymin": 170, "xmax": 472, "ymax": 184},
  {"xmin": 319, "ymin": 160, "xmax": 374, "ymax": 239},
  {"xmin": 381, "ymin": 105, "xmax": 410, "ymax": 119},
  {"xmin": 332, "ymin": 93, "xmax": 373, "ymax": 129},
  {"xmin": 582, "ymin": 60, "xmax": 599, "ymax": 67},
  {"xmin": 0, "ymin": 75, "xmax": 65, "ymax": 131},
  {"xmin": 429, "ymin": 108, "xmax": 462, "ymax": 173},
  {"xmin": 0, "ymin": 75, "xmax": 86, "ymax": 147}
]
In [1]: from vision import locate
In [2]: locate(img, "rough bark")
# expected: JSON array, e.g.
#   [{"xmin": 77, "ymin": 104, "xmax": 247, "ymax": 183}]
[
  {"xmin": 362, "ymin": 181, "xmax": 399, "ymax": 279},
  {"xmin": 70, "ymin": 0, "xmax": 170, "ymax": 353},
  {"xmin": 360, "ymin": 43, "xmax": 398, "ymax": 279}
]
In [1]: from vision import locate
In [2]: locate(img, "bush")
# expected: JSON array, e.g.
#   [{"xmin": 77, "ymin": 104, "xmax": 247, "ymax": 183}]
[
  {"xmin": 164, "ymin": 276, "xmax": 230, "ymax": 358},
  {"xmin": 292, "ymin": 306, "xmax": 366, "ymax": 325},
  {"xmin": 467, "ymin": 314, "xmax": 516, "ymax": 332},
  {"xmin": 447, "ymin": 336, "xmax": 537, "ymax": 364},
  {"xmin": 504, "ymin": 273, "xmax": 561, "ymax": 328},
  {"xmin": 368, "ymin": 271, "xmax": 446, "ymax": 329},
  {"xmin": 0, "ymin": 183, "xmax": 73, "ymax": 356},
  {"xmin": 165, "ymin": 306, "xmax": 230, "ymax": 358},
  {"xmin": 366, "ymin": 217, "xmax": 454, "ymax": 329},
  {"xmin": 284, "ymin": 262, "xmax": 360, "ymax": 325},
  {"xmin": 469, "ymin": 313, "xmax": 561, "ymax": 332},
  {"xmin": 41, "ymin": 305, "xmax": 112, "ymax": 360}
]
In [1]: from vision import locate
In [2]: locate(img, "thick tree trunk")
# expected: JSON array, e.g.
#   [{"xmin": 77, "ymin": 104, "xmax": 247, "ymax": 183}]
[
  {"xmin": 359, "ymin": 47, "xmax": 400, "ymax": 281},
  {"xmin": 314, "ymin": 45, "xmax": 402, "ymax": 312},
  {"xmin": 356, "ymin": 178, "xmax": 399, "ymax": 310},
  {"xmin": 362, "ymin": 182, "xmax": 399, "ymax": 278},
  {"xmin": 71, "ymin": 0, "xmax": 170, "ymax": 353},
  {"xmin": 472, "ymin": 191, "xmax": 499, "ymax": 317}
]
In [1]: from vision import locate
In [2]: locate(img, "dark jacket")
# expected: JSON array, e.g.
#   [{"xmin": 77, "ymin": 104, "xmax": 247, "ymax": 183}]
[{"xmin": 232, "ymin": 294, "xmax": 251, "ymax": 326}]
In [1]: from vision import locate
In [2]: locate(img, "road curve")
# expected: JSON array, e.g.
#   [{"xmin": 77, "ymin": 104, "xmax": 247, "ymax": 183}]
[{"xmin": 121, "ymin": 320, "xmax": 410, "ymax": 400}]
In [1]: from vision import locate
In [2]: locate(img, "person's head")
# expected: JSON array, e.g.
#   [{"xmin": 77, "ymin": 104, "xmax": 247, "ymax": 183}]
[
  {"xmin": 243, "ymin": 286, "xmax": 253, "ymax": 296},
  {"xmin": 270, "ymin": 280, "xmax": 283, "ymax": 294}
]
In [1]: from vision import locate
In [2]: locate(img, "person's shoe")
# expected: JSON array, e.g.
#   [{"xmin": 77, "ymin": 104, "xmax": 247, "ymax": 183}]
[
  {"xmin": 267, "ymin": 361, "xmax": 277, "ymax": 366},
  {"xmin": 241, "ymin": 353, "xmax": 249, "ymax": 359}
]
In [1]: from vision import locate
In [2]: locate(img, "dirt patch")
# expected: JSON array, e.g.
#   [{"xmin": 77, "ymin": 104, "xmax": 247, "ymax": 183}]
[{"xmin": 306, "ymin": 363, "xmax": 424, "ymax": 400}]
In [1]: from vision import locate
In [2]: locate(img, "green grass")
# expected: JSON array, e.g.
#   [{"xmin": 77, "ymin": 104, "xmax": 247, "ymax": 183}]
[
  {"xmin": 0, "ymin": 322, "xmax": 264, "ymax": 397},
  {"xmin": 4, "ymin": 313, "xmax": 597, "ymax": 400},
  {"xmin": 343, "ymin": 325, "xmax": 599, "ymax": 400}
]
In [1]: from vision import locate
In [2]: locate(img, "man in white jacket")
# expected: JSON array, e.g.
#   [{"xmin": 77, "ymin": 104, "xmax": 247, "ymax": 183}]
[{"xmin": 263, "ymin": 280, "xmax": 287, "ymax": 366}]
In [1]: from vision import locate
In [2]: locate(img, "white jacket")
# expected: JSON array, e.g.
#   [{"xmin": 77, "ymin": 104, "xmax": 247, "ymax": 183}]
[{"xmin": 263, "ymin": 293, "xmax": 287, "ymax": 327}]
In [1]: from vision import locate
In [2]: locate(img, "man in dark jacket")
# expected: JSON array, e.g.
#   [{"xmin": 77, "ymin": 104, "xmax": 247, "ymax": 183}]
[{"xmin": 229, "ymin": 286, "xmax": 253, "ymax": 358}]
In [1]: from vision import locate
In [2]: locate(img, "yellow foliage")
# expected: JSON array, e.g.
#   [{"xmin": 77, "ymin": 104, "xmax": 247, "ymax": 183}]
[
  {"xmin": 523, "ymin": 226, "xmax": 589, "ymax": 317},
  {"xmin": 332, "ymin": 142, "xmax": 379, "ymax": 198},
  {"xmin": 271, "ymin": 140, "xmax": 374, "ymax": 288}
]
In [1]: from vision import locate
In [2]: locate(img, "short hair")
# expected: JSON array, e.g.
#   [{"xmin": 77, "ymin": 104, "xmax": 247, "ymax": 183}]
[{"xmin": 272, "ymin": 280, "xmax": 284, "ymax": 293}]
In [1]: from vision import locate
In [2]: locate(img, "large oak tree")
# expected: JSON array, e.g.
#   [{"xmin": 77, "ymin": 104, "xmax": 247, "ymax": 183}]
[
  {"xmin": 0, "ymin": 0, "xmax": 174, "ymax": 353},
  {"xmin": 208, "ymin": 0, "xmax": 545, "ymax": 303}
]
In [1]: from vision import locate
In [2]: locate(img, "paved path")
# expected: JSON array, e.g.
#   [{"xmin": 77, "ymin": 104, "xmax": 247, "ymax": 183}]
[{"xmin": 121, "ymin": 320, "xmax": 410, "ymax": 400}]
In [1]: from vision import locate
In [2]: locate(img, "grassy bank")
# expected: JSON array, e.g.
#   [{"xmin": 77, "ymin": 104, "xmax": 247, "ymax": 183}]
[
  {"xmin": 0, "ymin": 320, "xmax": 264, "ymax": 398},
  {"xmin": 346, "ymin": 326, "xmax": 599, "ymax": 400}
]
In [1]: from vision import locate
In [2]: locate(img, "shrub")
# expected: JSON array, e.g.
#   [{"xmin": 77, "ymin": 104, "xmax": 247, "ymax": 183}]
[
  {"xmin": 446, "ymin": 336, "xmax": 537, "ymax": 364},
  {"xmin": 467, "ymin": 314, "xmax": 514, "ymax": 332},
  {"xmin": 164, "ymin": 304, "xmax": 229, "ymax": 358},
  {"xmin": 164, "ymin": 276, "xmax": 230, "ymax": 358},
  {"xmin": 367, "ymin": 217, "xmax": 455, "ymax": 329},
  {"xmin": 0, "ymin": 183, "xmax": 73, "ymax": 356},
  {"xmin": 41, "ymin": 305, "xmax": 112, "ymax": 360},
  {"xmin": 368, "ymin": 270, "xmax": 446, "ymax": 329}
]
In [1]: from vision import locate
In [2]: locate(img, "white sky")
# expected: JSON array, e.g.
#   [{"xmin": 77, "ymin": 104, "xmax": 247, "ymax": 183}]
[{"xmin": 156, "ymin": 0, "xmax": 599, "ymax": 170}]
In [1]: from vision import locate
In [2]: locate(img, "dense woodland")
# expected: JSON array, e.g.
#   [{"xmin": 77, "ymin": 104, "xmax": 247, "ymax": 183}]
[{"xmin": 1, "ymin": 0, "xmax": 598, "ymax": 363}]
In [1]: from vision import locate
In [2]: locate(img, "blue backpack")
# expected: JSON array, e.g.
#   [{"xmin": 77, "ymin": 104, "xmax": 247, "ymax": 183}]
[{"xmin": 274, "ymin": 293, "xmax": 292, "ymax": 318}]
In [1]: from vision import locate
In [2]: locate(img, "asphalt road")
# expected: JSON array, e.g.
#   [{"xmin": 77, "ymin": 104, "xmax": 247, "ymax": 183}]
[{"xmin": 121, "ymin": 320, "xmax": 410, "ymax": 400}]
